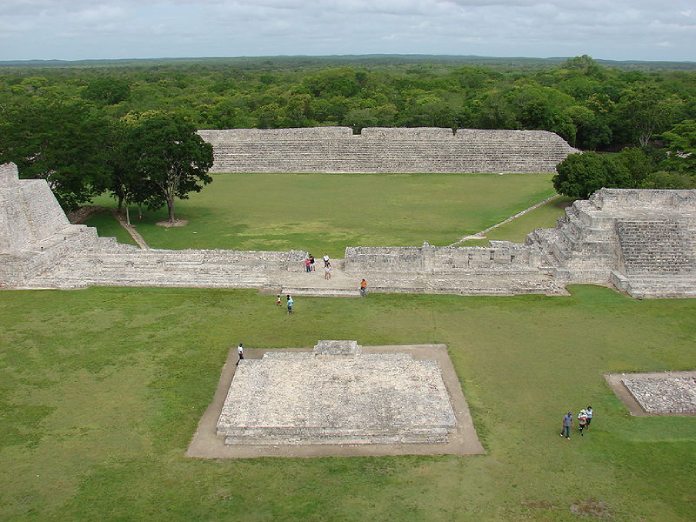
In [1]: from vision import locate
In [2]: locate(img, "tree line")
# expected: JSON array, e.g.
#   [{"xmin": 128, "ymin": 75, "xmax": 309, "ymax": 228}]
[{"xmin": 0, "ymin": 55, "xmax": 693, "ymax": 210}]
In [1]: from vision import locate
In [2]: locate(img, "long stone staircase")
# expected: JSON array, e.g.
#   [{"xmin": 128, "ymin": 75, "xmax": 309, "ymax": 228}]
[{"xmin": 199, "ymin": 127, "xmax": 577, "ymax": 174}]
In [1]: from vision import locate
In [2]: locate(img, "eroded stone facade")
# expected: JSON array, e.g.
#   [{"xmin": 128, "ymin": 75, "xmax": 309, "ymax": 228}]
[{"xmin": 198, "ymin": 127, "xmax": 577, "ymax": 174}]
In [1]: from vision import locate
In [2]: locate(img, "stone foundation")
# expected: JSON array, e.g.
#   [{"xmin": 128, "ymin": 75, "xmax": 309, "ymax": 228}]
[{"xmin": 216, "ymin": 341, "xmax": 457, "ymax": 446}]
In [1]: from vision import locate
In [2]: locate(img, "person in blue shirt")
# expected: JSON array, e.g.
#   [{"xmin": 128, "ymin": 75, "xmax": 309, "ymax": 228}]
[
  {"xmin": 287, "ymin": 295, "xmax": 294, "ymax": 314},
  {"xmin": 560, "ymin": 411, "xmax": 573, "ymax": 439}
]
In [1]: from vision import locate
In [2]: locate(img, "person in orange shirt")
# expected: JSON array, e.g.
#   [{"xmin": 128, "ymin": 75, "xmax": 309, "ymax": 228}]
[{"xmin": 360, "ymin": 278, "xmax": 368, "ymax": 297}]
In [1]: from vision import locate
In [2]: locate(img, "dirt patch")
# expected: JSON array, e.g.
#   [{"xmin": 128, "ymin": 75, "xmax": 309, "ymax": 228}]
[
  {"xmin": 156, "ymin": 219, "xmax": 188, "ymax": 228},
  {"xmin": 569, "ymin": 498, "xmax": 611, "ymax": 518}
]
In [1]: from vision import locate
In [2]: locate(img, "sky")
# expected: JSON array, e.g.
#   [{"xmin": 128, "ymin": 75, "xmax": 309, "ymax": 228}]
[{"xmin": 0, "ymin": 0, "xmax": 694, "ymax": 62}]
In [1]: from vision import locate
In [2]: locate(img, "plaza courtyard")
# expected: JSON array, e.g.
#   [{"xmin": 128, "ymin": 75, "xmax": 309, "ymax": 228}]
[{"xmin": 1, "ymin": 285, "xmax": 695, "ymax": 521}]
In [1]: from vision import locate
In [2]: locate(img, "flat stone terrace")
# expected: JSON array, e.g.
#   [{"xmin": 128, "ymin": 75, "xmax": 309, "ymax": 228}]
[
  {"xmin": 188, "ymin": 342, "xmax": 484, "ymax": 458},
  {"xmin": 218, "ymin": 349, "xmax": 455, "ymax": 445},
  {"xmin": 605, "ymin": 372, "xmax": 696, "ymax": 416},
  {"xmin": 198, "ymin": 127, "xmax": 576, "ymax": 174}
]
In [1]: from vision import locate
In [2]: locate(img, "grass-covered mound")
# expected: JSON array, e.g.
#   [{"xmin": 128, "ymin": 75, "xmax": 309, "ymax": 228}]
[
  {"xmin": 1, "ymin": 286, "xmax": 694, "ymax": 521},
  {"xmin": 90, "ymin": 173, "xmax": 560, "ymax": 256}
]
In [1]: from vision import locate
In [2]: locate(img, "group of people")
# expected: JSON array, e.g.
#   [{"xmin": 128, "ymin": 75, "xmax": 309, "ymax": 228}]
[
  {"xmin": 304, "ymin": 254, "xmax": 333, "ymax": 280},
  {"xmin": 560, "ymin": 406, "xmax": 594, "ymax": 439},
  {"xmin": 276, "ymin": 293, "xmax": 294, "ymax": 313}
]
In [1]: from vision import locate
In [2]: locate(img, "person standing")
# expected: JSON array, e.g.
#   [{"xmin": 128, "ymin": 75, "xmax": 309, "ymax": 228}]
[
  {"xmin": 309, "ymin": 254, "xmax": 316, "ymax": 271},
  {"xmin": 323, "ymin": 254, "xmax": 330, "ymax": 268},
  {"xmin": 276, "ymin": 294, "xmax": 282, "ymax": 306},
  {"xmin": 585, "ymin": 406, "xmax": 593, "ymax": 428},
  {"xmin": 560, "ymin": 411, "xmax": 572, "ymax": 439},
  {"xmin": 237, "ymin": 343, "xmax": 244, "ymax": 365},
  {"xmin": 304, "ymin": 257, "xmax": 311, "ymax": 273},
  {"xmin": 360, "ymin": 278, "xmax": 368, "ymax": 297},
  {"xmin": 287, "ymin": 295, "xmax": 294, "ymax": 314},
  {"xmin": 578, "ymin": 409, "xmax": 588, "ymax": 436},
  {"xmin": 324, "ymin": 262, "xmax": 332, "ymax": 280}
]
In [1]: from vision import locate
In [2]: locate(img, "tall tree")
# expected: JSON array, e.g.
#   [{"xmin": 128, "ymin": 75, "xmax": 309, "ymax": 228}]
[
  {"xmin": 0, "ymin": 98, "xmax": 112, "ymax": 209},
  {"xmin": 615, "ymin": 83, "xmax": 684, "ymax": 147},
  {"xmin": 124, "ymin": 113, "xmax": 214, "ymax": 223}
]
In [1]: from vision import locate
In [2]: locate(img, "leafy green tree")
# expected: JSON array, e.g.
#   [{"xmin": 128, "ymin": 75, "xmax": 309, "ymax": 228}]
[
  {"xmin": 661, "ymin": 119, "xmax": 696, "ymax": 173},
  {"xmin": 553, "ymin": 152, "xmax": 632, "ymax": 199},
  {"xmin": 615, "ymin": 83, "xmax": 684, "ymax": 147},
  {"xmin": 615, "ymin": 147, "xmax": 656, "ymax": 185},
  {"xmin": 82, "ymin": 77, "xmax": 131, "ymax": 105},
  {"xmin": 124, "ymin": 113, "xmax": 214, "ymax": 223},
  {"xmin": 0, "ymin": 98, "xmax": 112, "ymax": 209},
  {"xmin": 564, "ymin": 105, "xmax": 611, "ymax": 150},
  {"xmin": 640, "ymin": 171, "xmax": 696, "ymax": 189}
]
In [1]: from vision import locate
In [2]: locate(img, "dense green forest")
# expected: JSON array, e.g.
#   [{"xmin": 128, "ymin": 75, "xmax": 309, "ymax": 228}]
[{"xmin": 0, "ymin": 55, "xmax": 694, "ymax": 209}]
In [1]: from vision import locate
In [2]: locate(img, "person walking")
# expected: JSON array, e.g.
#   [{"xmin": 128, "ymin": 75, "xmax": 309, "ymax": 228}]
[
  {"xmin": 324, "ymin": 262, "xmax": 332, "ymax": 280},
  {"xmin": 323, "ymin": 254, "xmax": 330, "ymax": 268},
  {"xmin": 578, "ymin": 409, "xmax": 588, "ymax": 436},
  {"xmin": 237, "ymin": 343, "xmax": 244, "ymax": 365},
  {"xmin": 287, "ymin": 295, "xmax": 294, "ymax": 314},
  {"xmin": 560, "ymin": 411, "xmax": 572, "ymax": 439},
  {"xmin": 585, "ymin": 406, "xmax": 593, "ymax": 428},
  {"xmin": 360, "ymin": 278, "xmax": 368, "ymax": 297}
]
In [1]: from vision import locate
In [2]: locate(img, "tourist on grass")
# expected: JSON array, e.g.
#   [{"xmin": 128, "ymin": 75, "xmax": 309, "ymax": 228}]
[
  {"xmin": 578, "ymin": 409, "xmax": 588, "ymax": 436},
  {"xmin": 585, "ymin": 406, "xmax": 593, "ymax": 428},
  {"xmin": 560, "ymin": 411, "xmax": 572, "ymax": 439},
  {"xmin": 324, "ymin": 262, "xmax": 332, "ymax": 280},
  {"xmin": 276, "ymin": 294, "xmax": 282, "ymax": 306},
  {"xmin": 360, "ymin": 278, "xmax": 368, "ymax": 297},
  {"xmin": 287, "ymin": 295, "xmax": 294, "ymax": 314},
  {"xmin": 237, "ymin": 343, "xmax": 244, "ymax": 365}
]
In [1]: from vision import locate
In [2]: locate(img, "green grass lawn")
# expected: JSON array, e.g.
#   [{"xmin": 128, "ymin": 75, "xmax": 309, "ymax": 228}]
[
  {"xmin": 90, "ymin": 173, "xmax": 557, "ymax": 257},
  {"xmin": 1, "ymin": 286, "xmax": 695, "ymax": 521},
  {"xmin": 461, "ymin": 196, "xmax": 573, "ymax": 246},
  {"xmin": 82, "ymin": 209, "xmax": 137, "ymax": 246}
]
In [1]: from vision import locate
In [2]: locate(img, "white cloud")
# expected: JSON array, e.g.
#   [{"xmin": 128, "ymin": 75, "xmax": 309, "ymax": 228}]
[{"xmin": 0, "ymin": 0, "xmax": 693, "ymax": 60}]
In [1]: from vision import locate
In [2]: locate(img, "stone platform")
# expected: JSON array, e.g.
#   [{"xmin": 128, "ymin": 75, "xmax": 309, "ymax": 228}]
[
  {"xmin": 188, "ymin": 342, "xmax": 484, "ymax": 458},
  {"xmin": 604, "ymin": 372, "xmax": 696, "ymax": 416}
]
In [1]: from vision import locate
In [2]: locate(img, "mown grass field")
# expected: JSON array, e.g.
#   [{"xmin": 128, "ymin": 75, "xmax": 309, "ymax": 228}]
[
  {"xmin": 89, "ymin": 173, "xmax": 560, "ymax": 256},
  {"xmin": 1, "ymin": 286, "xmax": 695, "ymax": 521}
]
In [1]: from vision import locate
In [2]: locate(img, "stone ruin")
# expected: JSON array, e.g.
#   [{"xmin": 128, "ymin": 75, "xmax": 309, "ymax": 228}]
[
  {"xmin": 198, "ymin": 127, "xmax": 577, "ymax": 174},
  {"xmin": 605, "ymin": 371, "xmax": 696, "ymax": 416},
  {"xmin": 1, "ymin": 161, "xmax": 695, "ymax": 298},
  {"xmin": 343, "ymin": 189, "xmax": 696, "ymax": 298},
  {"xmin": 216, "ymin": 341, "xmax": 457, "ymax": 446}
]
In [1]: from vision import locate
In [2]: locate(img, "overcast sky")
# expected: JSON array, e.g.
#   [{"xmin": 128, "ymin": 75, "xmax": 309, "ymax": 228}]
[{"xmin": 0, "ymin": 0, "xmax": 694, "ymax": 62}]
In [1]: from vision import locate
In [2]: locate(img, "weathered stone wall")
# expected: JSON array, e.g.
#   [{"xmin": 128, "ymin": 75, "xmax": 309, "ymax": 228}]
[
  {"xmin": 2, "ymin": 161, "xmax": 694, "ymax": 298},
  {"xmin": 198, "ymin": 127, "xmax": 577, "ymax": 174},
  {"xmin": 345, "ymin": 242, "xmax": 533, "ymax": 273}
]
